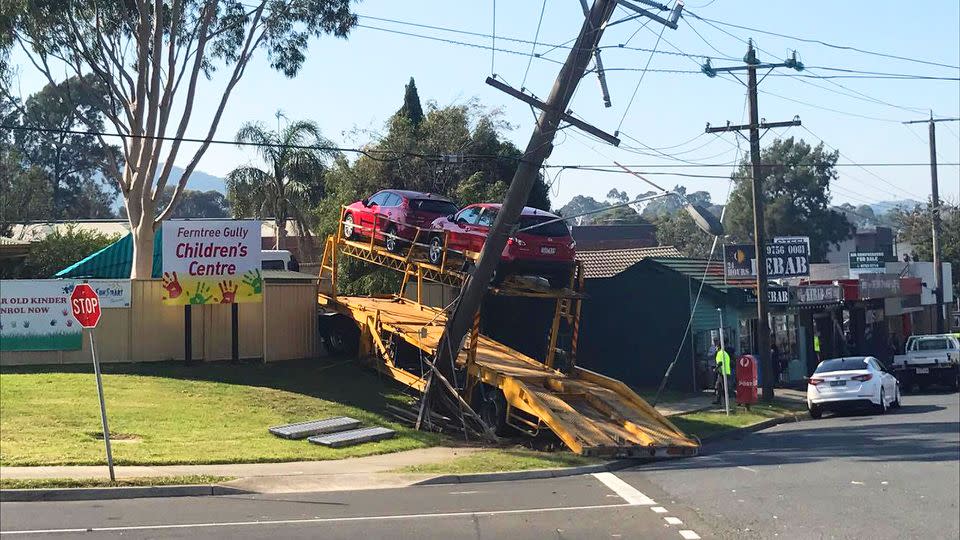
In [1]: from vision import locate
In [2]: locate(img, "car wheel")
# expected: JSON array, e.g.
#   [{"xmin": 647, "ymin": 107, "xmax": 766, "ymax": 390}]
[
  {"xmin": 384, "ymin": 225, "xmax": 400, "ymax": 253},
  {"xmin": 808, "ymin": 403, "xmax": 822, "ymax": 419},
  {"xmin": 343, "ymin": 213, "xmax": 356, "ymax": 239},
  {"xmin": 875, "ymin": 388, "xmax": 887, "ymax": 414},
  {"xmin": 428, "ymin": 236, "xmax": 444, "ymax": 265}
]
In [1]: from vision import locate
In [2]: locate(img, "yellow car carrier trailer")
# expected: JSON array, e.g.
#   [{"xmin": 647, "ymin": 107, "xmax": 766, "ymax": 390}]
[{"xmin": 316, "ymin": 208, "xmax": 698, "ymax": 458}]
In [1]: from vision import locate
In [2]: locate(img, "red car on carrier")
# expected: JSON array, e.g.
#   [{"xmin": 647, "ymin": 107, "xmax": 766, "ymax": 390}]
[
  {"xmin": 427, "ymin": 203, "xmax": 576, "ymax": 287},
  {"xmin": 342, "ymin": 190, "xmax": 459, "ymax": 252}
]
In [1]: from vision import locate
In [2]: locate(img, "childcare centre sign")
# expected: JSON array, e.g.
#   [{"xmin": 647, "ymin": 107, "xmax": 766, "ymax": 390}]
[
  {"xmin": 0, "ymin": 280, "xmax": 81, "ymax": 351},
  {"xmin": 161, "ymin": 220, "xmax": 262, "ymax": 305}
]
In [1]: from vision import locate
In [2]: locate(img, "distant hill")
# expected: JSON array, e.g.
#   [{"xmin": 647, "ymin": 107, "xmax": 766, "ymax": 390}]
[
  {"xmin": 869, "ymin": 199, "xmax": 923, "ymax": 215},
  {"xmin": 110, "ymin": 165, "xmax": 226, "ymax": 213}
]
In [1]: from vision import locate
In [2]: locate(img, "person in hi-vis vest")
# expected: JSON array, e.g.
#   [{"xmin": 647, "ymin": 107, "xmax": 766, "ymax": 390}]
[{"xmin": 713, "ymin": 341, "xmax": 732, "ymax": 404}]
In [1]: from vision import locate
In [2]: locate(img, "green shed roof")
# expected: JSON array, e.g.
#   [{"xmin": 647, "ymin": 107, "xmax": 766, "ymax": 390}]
[{"xmin": 55, "ymin": 228, "xmax": 163, "ymax": 279}]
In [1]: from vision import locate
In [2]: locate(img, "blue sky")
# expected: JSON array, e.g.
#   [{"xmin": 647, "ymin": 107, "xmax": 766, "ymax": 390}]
[{"xmin": 9, "ymin": 0, "xmax": 960, "ymax": 210}]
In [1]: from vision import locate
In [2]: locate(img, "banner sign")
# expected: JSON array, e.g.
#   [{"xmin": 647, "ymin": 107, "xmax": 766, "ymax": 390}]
[
  {"xmin": 764, "ymin": 242, "xmax": 810, "ymax": 277},
  {"xmin": 724, "ymin": 242, "xmax": 810, "ymax": 279},
  {"xmin": 746, "ymin": 285, "xmax": 791, "ymax": 305},
  {"xmin": 791, "ymin": 284, "xmax": 843, "ymax": 305},
  {"xmin": 724, "ymin": 244, "xmax": 756, "ymax": 279},
  {"xmin": 849, "ymin": 251, "xmax": 885, "ymax": 278},
  {"xmin": 161, "ymin": 220, "xmax": 262, "ymax": 305},
  {"xmin": 0, "ymin": 280, "xmax": 82, "ymax": 351},
  {"xmin": 859, "ymin": 273, "xmax": 900, "ymax": 299},
  {"xmin": 87, "ymin": 280, "xmax": 132, "ymax": 308},
  {"xmin": 773, "ymin": 235, "xmax": 811, "ymax": 255}
]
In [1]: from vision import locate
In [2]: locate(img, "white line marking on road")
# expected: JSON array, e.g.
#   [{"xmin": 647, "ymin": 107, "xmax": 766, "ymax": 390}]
[
  {"xmin": 679, "ymin": 530, "xmax": 701, "ymax": 539},
  {"xmin": 850, "ymin": 481, "xmax": 864, "ymax": 485},
  {"xmin": 448, "ymin": 491, "xmax": 481, "ymax": 495},
  {"xmin": 737, "ymin": 466, "xmax": 758, "ymax": 473},
  {"xmin": 0, "ymin": 503, "xmax": 637, "ymax": 536},
  {"xmin": 651, "ymin": 507, "xmax": 668, "ymax": 514},
  {"xmin": 664, "ymin": 517, "xmax": 683, "ymax": 525},
  {"xmin": 591, "ymin": 472, "xmax": 656, "ymax": 505}
]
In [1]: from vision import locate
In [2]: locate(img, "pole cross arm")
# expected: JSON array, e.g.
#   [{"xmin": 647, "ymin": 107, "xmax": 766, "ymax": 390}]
[
  {"xmin": 486, "ymin": 76, "xmax": 621, "ymax": 145},
  {"xmin": 705, "ymin": 118, "xmax": 801, "ymax": 133},
  {"xmin": 615, "ymin": 0, "xmax": 682, "ymax": 29}
]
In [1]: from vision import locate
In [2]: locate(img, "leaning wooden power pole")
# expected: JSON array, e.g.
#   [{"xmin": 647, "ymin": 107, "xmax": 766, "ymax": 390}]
[
  {"xmin": 428, "ymin": 0, "xmax": 682, "ymax": 412},
  {"xmin": 703, "ymin": 39, "xmax": 802, "ymax": 401},
  {"xmin": 903, "ymin": 114, "xmax": 960, "ymax": 334}
]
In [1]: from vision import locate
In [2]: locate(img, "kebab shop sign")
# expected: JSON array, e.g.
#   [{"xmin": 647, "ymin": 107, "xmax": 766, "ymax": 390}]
[{"xmin": 161, "ymin": 220, "xmax": 262, "ymax": 305}]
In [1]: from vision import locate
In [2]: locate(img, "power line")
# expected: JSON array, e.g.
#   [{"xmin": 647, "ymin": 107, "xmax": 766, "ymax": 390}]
[
  {"xmin": 684, "ymin": 11, "xmax": 960, "ymax": 71},
  {"xmin": 520, "ymin": 0, "xmax": 549, "ymax": 90},
  {"xmin": 616, "ymin": 24, "xmax": 666, "ymax": 133},
  {"xmin": 356, "ymin": 24, "xmax": 563, "ymax": 64}
]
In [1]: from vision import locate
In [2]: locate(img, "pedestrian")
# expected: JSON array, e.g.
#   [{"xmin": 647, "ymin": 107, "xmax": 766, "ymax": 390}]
[
  {"xmin": 713, "ymin": 343, "xmax": 732, "ymax": 404},
  {"xmin": 813, "ymin": 331, "xmax": 822, "ymax": 363}
]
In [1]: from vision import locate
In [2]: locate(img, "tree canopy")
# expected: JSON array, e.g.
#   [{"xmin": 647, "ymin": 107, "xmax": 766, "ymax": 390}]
[
  {"xmin": 891, "ymin": 201, "xmax": 960, "ymax": 292},
  {"xmin": 5, "ymin": 0, "xmax": 357, "ymax": 277},
  {"xmin": 724, "ymin": 137, "xmax": 852, "ymax": 262}
]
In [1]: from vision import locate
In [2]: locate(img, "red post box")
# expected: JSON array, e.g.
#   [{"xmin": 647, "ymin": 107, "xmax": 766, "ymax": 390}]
[{"xmin": 736, "ymin": 354, "xmax": 758, "ymax": 406}]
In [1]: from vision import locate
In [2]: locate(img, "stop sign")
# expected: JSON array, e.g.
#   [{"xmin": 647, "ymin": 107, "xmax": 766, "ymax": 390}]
[{"xmin": 71, "ymin": 284, "xmax": 102, "ymax": 328}]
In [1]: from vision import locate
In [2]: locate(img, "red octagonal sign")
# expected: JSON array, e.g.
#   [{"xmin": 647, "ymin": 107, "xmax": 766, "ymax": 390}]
[{"xmin": 71, "ymin": 284, "xmax": 102, "ymax": 328}]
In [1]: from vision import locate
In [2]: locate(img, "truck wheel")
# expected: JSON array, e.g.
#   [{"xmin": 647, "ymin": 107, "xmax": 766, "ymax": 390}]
[
  {"xmin": 325, "ymin": 316, "xmax": 359, "ymax": 357},
  {"xmin": 477, "ymin": 387, "xmax": 510, "ymax": 436},
  {"xmin": 808, "ymin": 403, "xmax": 822, "ymax": 419}
]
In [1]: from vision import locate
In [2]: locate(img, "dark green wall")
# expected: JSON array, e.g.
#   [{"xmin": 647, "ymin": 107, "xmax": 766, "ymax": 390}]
[{"xmin": 578, "ymin": 261, "xmax": 696, "ymax": 391}]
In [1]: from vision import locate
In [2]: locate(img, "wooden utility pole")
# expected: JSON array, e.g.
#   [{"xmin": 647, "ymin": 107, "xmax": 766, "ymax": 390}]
[
  {"xmin": 903, "ymin": 114, "xmax": 959, "ymax": 334},
  {"xmin": 429, "ymin": 0, "xmax": 680, "ymax": 407},
  {"xmin": 704, "ymin": 40, "xmax": 802, "ymax": 401}
]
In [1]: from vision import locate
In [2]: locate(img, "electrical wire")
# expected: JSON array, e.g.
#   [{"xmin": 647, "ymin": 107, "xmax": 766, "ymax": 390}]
[
  {"xmin": 801, "ymin": 124, "xmax": 935, "ymax": 199},
  {"xmin": 520, "ymin": 0, "xmax": 549, "ymax": 90},
  {"xmin": 490, "ymin": 0, "xmax": 497, "ymax": 75},
  {"xmin": 356, "ymin": 24, "xmax": 563, "ymax": 65},
  {"xmin": 684, "ymin": 11, "xmax": 960, "ymax": 71},
  {"xmin": 616, "ymin": 24, "xmax": 666, "ymax": 133}
]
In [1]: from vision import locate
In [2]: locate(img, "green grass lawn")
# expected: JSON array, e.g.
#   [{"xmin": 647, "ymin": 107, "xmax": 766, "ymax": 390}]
[
  {"xmin": 0, "ymin": 475, "xmax": 232, "ymax": 490},
  {"xmin": 396, "ymin": 447, "xmax": 599, "ymax": 475},
  {"xmin": 0, "ymin": 359, "xmax": 440, "ymax": 466},
  {"xmin": 669, "ymin": 401, "xmax": 805, "ymax": 440}
]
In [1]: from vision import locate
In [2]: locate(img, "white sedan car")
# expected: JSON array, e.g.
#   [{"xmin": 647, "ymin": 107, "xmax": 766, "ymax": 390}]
[{"xmin": 807, "ymin": 356, "xmax": 901, "ymax": 418}]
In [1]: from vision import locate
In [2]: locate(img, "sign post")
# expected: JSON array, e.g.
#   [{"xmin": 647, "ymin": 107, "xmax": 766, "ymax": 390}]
[
  {"xmin": 70, "ymin": 283, "xmax": 114, "ymax": 482},
  {"xmin": 717, "ymin": 308, "xmax": 730, "ymax": 416}
]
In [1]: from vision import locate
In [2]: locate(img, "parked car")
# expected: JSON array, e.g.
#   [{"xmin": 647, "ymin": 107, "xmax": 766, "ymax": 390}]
[
  {"xmin": 261, "ymin": 249, "xmax": 299, "ymax": 271},
  {"xmin": 342, "ymin": 190, "xmax": 459, "ymax": 252},
  {"xmin": 892, "ymin": 334, "xmax": 960, "ymax": 391},
  {"xmin": 807, "ymin": 356, "xmax": 901, "ymax": 418},
  {"xmin": 427, "ymin": 203, "xmax": 576, "ymax": 288}
]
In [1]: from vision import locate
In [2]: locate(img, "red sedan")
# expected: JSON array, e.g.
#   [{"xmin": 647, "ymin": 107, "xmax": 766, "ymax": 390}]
[
  {"xmin": 427, "ymin": 203, "xmax": 576, "ymax": 287},
  {"xmin": 342, "ymin": 190, "xmax": 458, "ymax": 252}
]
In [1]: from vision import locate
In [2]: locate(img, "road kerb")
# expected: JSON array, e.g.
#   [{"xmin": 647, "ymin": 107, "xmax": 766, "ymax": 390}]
[
  {"xmin": 415, "ymin": 459, "xmax": 641, "ymax": 486},
  {"xmin": 0, "ymin": 484, "xmax": 250, "ymax": 503}
]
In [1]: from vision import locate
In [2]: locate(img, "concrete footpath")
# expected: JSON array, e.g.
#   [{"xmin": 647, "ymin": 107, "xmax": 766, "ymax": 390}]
[
  {"xmin": 655, "ymin": 387, "xmax": 806, "ymax": 416},
  {"xmin": 0, "ymin": 447, "xmax": 480, "ymax": 493}
]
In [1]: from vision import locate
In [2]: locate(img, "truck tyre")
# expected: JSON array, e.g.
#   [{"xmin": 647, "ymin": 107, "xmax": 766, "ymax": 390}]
[
  {"xmin": 478, "ymin": 387, "xmax": 510, "ymax": 436},
  {"xmin": 325, "ymin": 316, "xmax": 359, "ymax": 357},
  {"xmin": 808, "ymin": 403, "xmax": 822, "ymax": 419}
]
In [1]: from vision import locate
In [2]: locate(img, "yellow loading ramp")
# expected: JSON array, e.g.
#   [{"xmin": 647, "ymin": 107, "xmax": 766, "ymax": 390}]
[{"xmin": 322, "ymin": 295, "xmax": 699, "ymax": 458}]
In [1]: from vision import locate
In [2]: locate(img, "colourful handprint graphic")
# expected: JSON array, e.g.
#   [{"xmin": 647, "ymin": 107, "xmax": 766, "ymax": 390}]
[
  {"xmin": 219, "ymin": 280, "xmax": 239, "ymax": 304},
  {"xmin": 162, "ymin": 272, "xmax": 183, "ymax": 299},
  {"xmin": 188, "ymin": 282, "xmax": 213, "ymax": 304},
  {"xmin": 242, "ymin": 269, "xmax": 263, "ymax": 295}
]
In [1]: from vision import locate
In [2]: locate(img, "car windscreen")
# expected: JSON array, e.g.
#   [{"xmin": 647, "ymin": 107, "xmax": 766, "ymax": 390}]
[
  {"xmin": 412, "ymin": 199, "xmax": 458, "ymax": 215},
  {"xmin": 915, "ymin": 338, "xmax": 949, "ymax": 351},
  {"xmin": 519, "ymin": 215, "xmax": 570, "ymax": 237},
  {"xmin": 815, "ymin": 358, "xmax": 868, "ymax": 373}
]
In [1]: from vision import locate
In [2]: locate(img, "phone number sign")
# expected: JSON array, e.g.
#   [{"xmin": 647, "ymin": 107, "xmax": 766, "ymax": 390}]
[{"xmin": 161, "ymin": 220, "xmax": 263, "ymax": 305}]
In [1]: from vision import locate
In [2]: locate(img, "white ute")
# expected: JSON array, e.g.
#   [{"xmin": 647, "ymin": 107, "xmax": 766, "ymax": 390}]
[{"xmin": 892, "ymin": 334, "xmax": 960, "ymax": 392}]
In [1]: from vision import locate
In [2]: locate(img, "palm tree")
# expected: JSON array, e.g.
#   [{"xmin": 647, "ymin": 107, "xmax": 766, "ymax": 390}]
[{"xmin": 226, "ymin": 115, "xmax": 334, "ymax": 260}]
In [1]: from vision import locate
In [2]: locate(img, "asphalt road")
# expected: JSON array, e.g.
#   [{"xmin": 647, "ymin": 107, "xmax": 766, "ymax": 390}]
[
  {"xmin": 2, "ymin": 391, "xmax": 956, "ymax": 539},
  {"xmin": 625, "ymin": 390, "xmax": 960, "ymax": 539}
]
